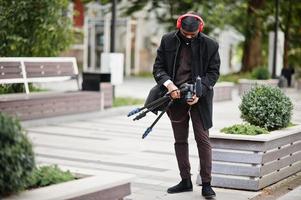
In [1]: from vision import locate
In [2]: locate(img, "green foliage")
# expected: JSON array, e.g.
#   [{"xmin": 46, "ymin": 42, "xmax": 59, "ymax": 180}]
[
  {"xmin": 119, "ymin": 0, "xmax": 301, "ymax": 70},
  {"xmin": 218, "ymin": 71, "xmax": 252, "ymax": 84},
  {"xmin": 221, "ymin": 124, "xmax": 268, "ymax": 135},
  {"xmin": 26, "ymin": 165, "xmax": 75, "ymax": 189},
  {"xmin": 0, "ymin": 113, "xmax": 35, "ymax": 197},
  {"xmin": 0, "ymin": 0, "xmax": 73, "ymax": 57},
  {"xmin": 0, "ymin": 84, "xmax": 46, "ymax": 94},
  {"xmin": 121, "ymin": 0, "xmax": 242, "ymax": 34},
  {"xmin": 251, "ymin": 67, "xmax": 270, "ymax": 80},
  {"xmin": 113, "ymin": 97, "xmax": 144, "ymax": 107},
  {"xmin": 239, "ymin": 85, "xmax": 293, "ymax": 131}
]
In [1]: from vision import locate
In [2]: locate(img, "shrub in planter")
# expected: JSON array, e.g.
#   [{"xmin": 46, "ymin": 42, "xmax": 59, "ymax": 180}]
[
  {"xmin": 221, "ymin": 124, "xmax": 268, "ymax": 135},
  {"xmin": 239, "ymin": 85, "xmax": 293, "ymax": 131},
  {"xmin": 0, "ymin": 83, "xmax": 44, "ymax": 94},
  {"xmin": 26, "ymin": 165, "xmax": 75, "ymax": 189},
  {"xmin": 251, "ymin": 67, "xmax": 270, "ymax": 80},
  {"xmin": 0, "ymin": 113, "xmax": 35, "ymax": 197}
]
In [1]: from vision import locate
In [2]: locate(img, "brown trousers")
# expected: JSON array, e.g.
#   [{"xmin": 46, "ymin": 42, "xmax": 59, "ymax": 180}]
[{"xmin": 167, "ymin": 101, "xmax": 212, "ymax": 183}]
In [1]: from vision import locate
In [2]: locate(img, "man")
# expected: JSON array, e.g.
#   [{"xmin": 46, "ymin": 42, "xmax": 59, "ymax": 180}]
[{"xmin": 152, "ymin": 12, "xmax": 220, "ymax": 199}]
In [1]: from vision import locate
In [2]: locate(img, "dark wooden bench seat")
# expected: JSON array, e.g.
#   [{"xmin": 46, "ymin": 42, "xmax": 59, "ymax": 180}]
[{"xmin": 0, "ymin": 57, "xmax": 106, "ymax": 120}]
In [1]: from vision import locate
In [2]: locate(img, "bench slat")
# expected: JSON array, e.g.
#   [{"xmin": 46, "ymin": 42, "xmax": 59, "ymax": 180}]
[
  {"xmin": 25, "ymin": 62, "xmax": 75, "ymax": 78},
  {"xmin": 0, "ymin": 62, "xmax": 23, "ymax": 79}
]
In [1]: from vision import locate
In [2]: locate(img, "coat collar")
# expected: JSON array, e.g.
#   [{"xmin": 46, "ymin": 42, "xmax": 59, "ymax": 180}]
[{"xmin": 172, "ymin": 30, "xmax": 204, "ymax": 43}]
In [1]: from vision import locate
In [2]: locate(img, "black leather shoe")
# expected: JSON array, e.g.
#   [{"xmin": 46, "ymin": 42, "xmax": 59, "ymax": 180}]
[
  {"xmin": 167, "ymin": 179, "xmax": 193, "ymax": 194},
  {"xmin": 202, "ymin": 185, "xmax": 216, "ymax": 199}
]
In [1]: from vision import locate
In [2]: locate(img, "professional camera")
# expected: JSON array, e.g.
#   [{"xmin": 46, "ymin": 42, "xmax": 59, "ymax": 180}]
[{"xmin": 180, "ymin": 76, "xmax": 203, "ymax": 102}]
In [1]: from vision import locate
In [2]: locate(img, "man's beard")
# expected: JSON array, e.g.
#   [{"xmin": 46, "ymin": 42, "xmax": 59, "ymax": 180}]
[{"xmin": 179, "ymin": 32, "xmax": 195, "ymax": 45}]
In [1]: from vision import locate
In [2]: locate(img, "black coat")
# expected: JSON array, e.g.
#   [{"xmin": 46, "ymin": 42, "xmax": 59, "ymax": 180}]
[{"xmin": 152, "ymin": 31, "xmax": 220, "ymax": 130}]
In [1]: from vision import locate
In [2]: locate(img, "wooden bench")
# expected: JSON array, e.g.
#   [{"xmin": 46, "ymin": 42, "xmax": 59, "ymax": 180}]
[{"xmin": 0, "ymin": 57, "xmax": 109, "ymax": 120}]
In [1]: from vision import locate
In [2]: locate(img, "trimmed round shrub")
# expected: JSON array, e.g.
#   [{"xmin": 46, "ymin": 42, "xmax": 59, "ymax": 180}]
[
  {"xmin": 0, "ymin": 113, "xmax": 35, "ymax": 197},
  {"xmin": 239, "ymin": 85, "xmax": 293, "ymax": 131},
  {"xmin": 251, "ymin": 67, "xmax": 270, "ymax": 80}
]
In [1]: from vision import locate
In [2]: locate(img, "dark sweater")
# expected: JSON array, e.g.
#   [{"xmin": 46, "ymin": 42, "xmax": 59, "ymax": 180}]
[{"xmin": 174, "ymin": 42, "xmax": 193, "ymax": 86}]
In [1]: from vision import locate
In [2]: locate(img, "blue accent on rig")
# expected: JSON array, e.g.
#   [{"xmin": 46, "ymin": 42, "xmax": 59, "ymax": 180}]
[
  {"xmin": 127, "ymin": 108, "xmax": 140, "ymax": 117},
  {"xmin": 142, "ymin": 127, "xmax": 152, "ymax": 139}
]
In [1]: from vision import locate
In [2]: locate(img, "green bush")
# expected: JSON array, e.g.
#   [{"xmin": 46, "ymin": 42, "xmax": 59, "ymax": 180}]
[
  {"xmin": 221, "ymin": 124, "xmax": 268, "ymax": 135},
  {"xmin": 239, "ymin": 85, "xmax": 293, "ymax": 131},
  {"xmin": 251, "ymin": 67, "xmax": 270, "ymax": 80},
  {"xmin": 0, "ymin": 113, "xmax": 35, "ymax": 197},
  {"xmin": 26, "ymin": 165, "xmax": 75, "ymax": 189},
  {"xmin": 0, "ymin": 0, "xmax": 73, "ymax": 57}
]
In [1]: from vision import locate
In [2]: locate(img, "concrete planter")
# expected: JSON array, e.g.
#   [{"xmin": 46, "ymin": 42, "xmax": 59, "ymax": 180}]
[
  {"xmin": 213, "ymin": 82, "xmax": 234, "ymax": 102},
  {"xmin": 296, "ymin": 79, "xmax": 301, "ymax": 90},
  {"xmin": 238, "ymin": 79, "xmax": 279, "ymax": 96},
  {"xmin": 5, "ymin": 172, "xmax": 133, "ymax": 200},
  {"xmin": 196, "ymin": 125, "xmax": 301, "ymax": 191}
]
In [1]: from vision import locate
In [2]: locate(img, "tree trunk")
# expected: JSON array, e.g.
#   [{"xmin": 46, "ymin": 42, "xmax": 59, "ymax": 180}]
[
  {"xmin": 241, "ymin": 0, "xmax": 265, "ymax": 72},
  {"xmin": 283, "ymin": 0, "xmax": 292, "ymax": 69}
]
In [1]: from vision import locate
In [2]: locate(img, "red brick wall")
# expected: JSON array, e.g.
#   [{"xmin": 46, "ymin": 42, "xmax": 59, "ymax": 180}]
[{"xmin": 73, "ymin": 0, "xmax": 84, "ymax": 28}]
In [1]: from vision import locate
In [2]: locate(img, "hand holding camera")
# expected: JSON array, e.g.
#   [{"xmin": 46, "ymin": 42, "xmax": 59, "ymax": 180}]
[
  {"xmin": 187, "ymin": 95, "xmax": 199, "ymax": 105},
  {"xmin": 166, "ymin": 82, "xmax": 181, "ymax": 99},
  {"xmin": 166, "ymin": 77, "xmax": 202, "ymax": 104}
]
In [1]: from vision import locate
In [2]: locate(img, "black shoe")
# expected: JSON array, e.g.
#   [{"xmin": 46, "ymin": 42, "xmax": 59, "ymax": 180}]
[
  {"xmin": 202, "ymin": 185, "xmax": 216, "ymax": 199},
  {"xmin": 167, "ymin": 179, "xmax": 193, "ymax": 194}
]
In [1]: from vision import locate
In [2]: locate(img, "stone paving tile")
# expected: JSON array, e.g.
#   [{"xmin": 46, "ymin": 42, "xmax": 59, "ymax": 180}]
[{"xmin": 277, "ymin": 185, "xmax": 301, "ymax": 200}]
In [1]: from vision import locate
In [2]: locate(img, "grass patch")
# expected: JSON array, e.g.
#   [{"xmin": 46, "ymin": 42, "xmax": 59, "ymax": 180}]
[
  {"xmin": 288, "ymin": 122, "xmax": 297, "ymax": 127},
  {"xmin": 218, "ymin": 72, "xmax": 253, "ymax": 84},
  {"xmin": 221, "ymin": 124, "xmax": 269, "ymax": 135},
  {"xmin": 133, "ymin": 72, "xmax": 153, "ymax": 78},
  {"xmin": 113, "ymin": 97, "xmax": 144, "ymax": 107}
]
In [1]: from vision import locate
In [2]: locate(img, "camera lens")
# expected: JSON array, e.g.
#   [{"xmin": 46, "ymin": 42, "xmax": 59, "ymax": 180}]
[{"xmin": 185, "ymin": 91, "xmax": 194, "ymax": 102}]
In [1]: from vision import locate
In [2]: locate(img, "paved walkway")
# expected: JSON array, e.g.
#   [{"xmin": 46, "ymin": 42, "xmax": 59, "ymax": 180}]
[
  {"xmin": 277, "ymin": 185, "xmax": 301, "ymax": 200},
  {"xmin": 24, "ymin": 77, "xmax": 301, "ymax": 200}
]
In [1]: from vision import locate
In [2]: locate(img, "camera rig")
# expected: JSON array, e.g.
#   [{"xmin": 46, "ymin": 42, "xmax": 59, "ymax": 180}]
[{"xmin": 127, "ymin": 77, "xmax": 202, "ymax": 139}]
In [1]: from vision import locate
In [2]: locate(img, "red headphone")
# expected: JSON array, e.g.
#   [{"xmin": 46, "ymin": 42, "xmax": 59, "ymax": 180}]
[{"xmin": 176, "ymin": 13, "xmax": 204, "ymax": 32}]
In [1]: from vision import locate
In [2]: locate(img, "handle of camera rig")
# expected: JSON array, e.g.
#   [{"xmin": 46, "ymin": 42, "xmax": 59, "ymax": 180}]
[
  {"xmin": 142, "ymin": 99, "xmax": 174, "ymax": 139},
  {"xmin": 127, "ymin": 88, "xmax": 177, "ymax": 118},
  {"xmin": 195, "ymin": 76, "xmax": 202, "ymax": 97},
  {"xmin": 142, "ymin": 86, "xmax": 192, "ymax": 139},
  {"xmin": 133, "ymin": 96, "xmax": 171, "ymax": 121}
]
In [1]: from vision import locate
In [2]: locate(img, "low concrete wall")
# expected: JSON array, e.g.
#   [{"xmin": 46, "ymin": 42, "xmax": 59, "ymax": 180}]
[
  {"xmin": 5, "ymin": 172, "xmax": 133, "ymax": 200},
  {"xmin": 238, "ymin": 79, "xmax": 279, "ymax": 96},
  {"xmin": 100, "ymin": 83, "xmax": 113, "ymax": 109},
  {"xmin": 196, "ymin": 125, "xmax": 301, "ymax": 191},
  {"xmin": 213, "ymin": 82, "xmax": 234, "ymax": 102},
  {"xmin": 0, "ymin": 91, "xmax": 103, "ymax": 120},
  {"xmin": 296, "ymin": 80, "xmax": 301, "ymax": 90}
]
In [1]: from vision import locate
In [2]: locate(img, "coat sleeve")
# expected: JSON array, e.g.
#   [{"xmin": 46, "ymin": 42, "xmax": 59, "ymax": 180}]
[
  {"xmin": 152, "ymin": 35, "xmax": 172, "ymax": 86},
  {"xmin": 201, "ymin": 42, "xmax": 220, "ymax": 97}
]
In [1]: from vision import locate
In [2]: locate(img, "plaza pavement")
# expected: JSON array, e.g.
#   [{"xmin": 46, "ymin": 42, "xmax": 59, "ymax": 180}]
[{"xmin": 22, "ymin": 77, "xmax": 301, "ymax": 200}]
